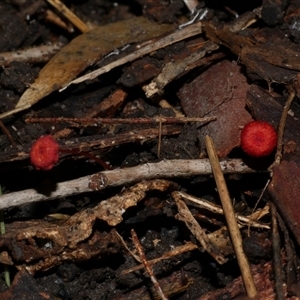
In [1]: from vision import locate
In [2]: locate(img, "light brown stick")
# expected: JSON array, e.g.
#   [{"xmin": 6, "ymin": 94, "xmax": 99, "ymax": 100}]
[{"xmin": 205, "ymin": 135, "xmax": 258, "ymax": 298}]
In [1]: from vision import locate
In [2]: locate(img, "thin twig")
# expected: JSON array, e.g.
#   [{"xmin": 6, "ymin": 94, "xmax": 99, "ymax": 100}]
[
  {"xmin": 122, "ymin": 242, "xmax": 198, "ymax": 274},
  {"xmin": 205, "ymin": 135, "xmax": 258, "ymax": 298},
  {"xmin": 115, "ymin": 231, "xmax": 141, "ymax": 262},
  {"xmin": 0, "ymin": 158, "xmax": 256, "ymax": 210},
  {"xmin": 274, "ymin": 87, "xmax": 296, "ymax": 166},
  {"xmin": 0, "ymin": 43, "xmax": 63, "ymax": 67},
  {"xmin": 247, "ymin": 178, "xmax": 271, "ymax": 235},
  {"xmin": 131, "ymin": 229, "xmax": 168, "ymax": 300},
  {"xmin": 26, "ymin": 116, "xmax": 216, "ymax": 126},
  {"xmin": 46, "ymin": 0, "xmax": 90, "ymax": 32},
  {"xmin": 178, "ymin": 191, "xmax": 270, "ymax": 229}
]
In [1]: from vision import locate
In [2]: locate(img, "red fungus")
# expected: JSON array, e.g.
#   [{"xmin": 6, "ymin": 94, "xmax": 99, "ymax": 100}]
[
  {"xmin": 30, "ymin": 135, "xmax": 59, "ymax": 170},
  {"xmin": 240, "ymin": 121, "xmax": 277, "ymax": 157}
]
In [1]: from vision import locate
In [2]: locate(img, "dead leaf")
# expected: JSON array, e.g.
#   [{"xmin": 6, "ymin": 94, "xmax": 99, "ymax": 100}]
[{"xmin": 15, "ymin": 17, "xmax": 175, "ymax": 109}]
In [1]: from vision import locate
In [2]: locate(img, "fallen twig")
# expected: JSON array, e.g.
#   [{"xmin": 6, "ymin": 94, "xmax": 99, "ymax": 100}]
[
  {"xmin": 177, "ymin": 191, "xmax": 270, "ymax": 229},
  {"xmin": 0, "ymin": 43, "xmax": 64, "ymax": 67},
  {"xmin": 26, "ymin": 116, "xmax": 216, "ymax": 126},
  {"xmin": 46, "ymin": 0, "xmax": 90, "ymax": 32},
  {"xmin": 121, "ymin": 242, "xmax": 198, "ymax": 274},
  {"xmin": 0, "ymin": 159, "xmax": 255, "ymax": 210},
  {"xmin": 131, "ymin": 229, "xmax": 168, "ymax": 300}
]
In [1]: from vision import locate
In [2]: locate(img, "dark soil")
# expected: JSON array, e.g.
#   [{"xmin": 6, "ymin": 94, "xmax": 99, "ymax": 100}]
[{"xmin": 0, "ymin": 1, "xmax": 295, "ymax": 300}]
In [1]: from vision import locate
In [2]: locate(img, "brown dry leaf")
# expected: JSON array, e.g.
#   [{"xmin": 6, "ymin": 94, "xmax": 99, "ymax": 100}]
[
  {"xmin": 178, "ymin": 59, "xmax": 253, "ymax": 157},
  {"xmin": 15, "ymin": 17, "xmax": 175, "ymax": 109}
]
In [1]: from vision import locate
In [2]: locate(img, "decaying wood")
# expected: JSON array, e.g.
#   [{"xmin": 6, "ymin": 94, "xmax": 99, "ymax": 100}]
[
  {"xmin": 123, "ymin": 202, "xmax": 270, "ymax": 275},
  {"xmin": 93, "ymin": 180, "xmax": 177, "ymax": 226},
  {"xmin": 173, "ymin": 191, "xmax": 227, "ymax": 264},
  {"xmin": 0, "ymin": 180, "xmax": 175, "ymax": 274},
  {"xmin": 0, "ymin": 176, "xmax": 271, "ymax": 289},
  {"xmin": 0, "ymin": 158, "xmax": 255, "ymax": 210},
  {"xmin": 143, "ymin": 41, "xmax": 219, "ymax": 98}
]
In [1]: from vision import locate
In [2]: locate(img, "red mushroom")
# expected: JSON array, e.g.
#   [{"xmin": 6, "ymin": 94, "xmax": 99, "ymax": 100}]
[
  {"xmin": 240, "ymin": 121, "xmax": 277, "ymax": 157},
  {"xmin": 30, "ymin": 135, "xmax": 59, "ymax": 170}
]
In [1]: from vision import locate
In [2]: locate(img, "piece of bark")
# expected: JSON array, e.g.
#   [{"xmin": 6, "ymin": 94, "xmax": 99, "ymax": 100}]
[
  {"xmin": 144, "ymin": 41, "xmax": 219, "ymax": 98},
  {"xmin": 198, "ymin": 261, "xmax": 298, "ymax": 300},
  {"xmin": 178, "ymin": 59, "xmax": 253, "ymax": 157},
  {"xmin": 269, "ymin": 160, "xmax": 300, "ymax": 246},
  {"xmin": 203, "ymin": 23, "xmax": 300, "ymax": 84},
  {"xmin": 0, "ymin": 180, "xmax": 174, "ymax": 274},
  {"xmin": 0, "ymin": 214, "xmax": 122, "ymax": 273}
]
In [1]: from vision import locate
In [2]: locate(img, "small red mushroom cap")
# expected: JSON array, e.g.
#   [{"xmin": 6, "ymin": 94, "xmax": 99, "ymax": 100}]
[
  {"xmin": 30, "ymin": 135, "xmax": 59, "ymax": 170},
  {"xmin": 240, "ymin": 121, "xmax": 277, "ymax": 157}
]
